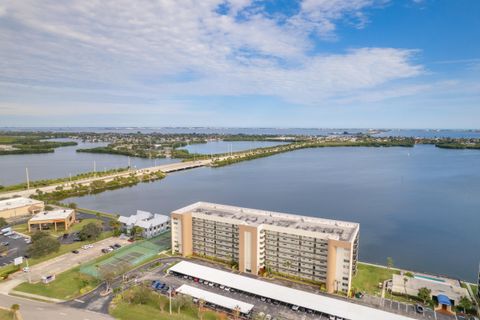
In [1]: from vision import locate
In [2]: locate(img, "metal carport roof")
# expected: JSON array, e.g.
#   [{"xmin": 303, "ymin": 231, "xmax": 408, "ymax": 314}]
[
  {"xmin": 170, "ymin": 261, "xmax": 414, "ymax": 320},
  {"xmin": 176, "ymin": 284, "xmax": 254, "ymax": 314}
]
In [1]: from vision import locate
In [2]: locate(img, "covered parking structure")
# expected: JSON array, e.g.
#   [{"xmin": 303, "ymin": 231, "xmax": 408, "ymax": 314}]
[
  {"xmin": 176, "ymin": 284, "xmax": 254, "ymax": 316},
  {"xmin": 169, "ymin": 261, "xmax": 413, "ymax": 320}
]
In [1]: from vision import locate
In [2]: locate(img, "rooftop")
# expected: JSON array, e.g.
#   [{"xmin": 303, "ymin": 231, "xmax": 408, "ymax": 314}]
[
  {"xmin": 29, "ymin": 209, "xmax": 74, "ymax": 222},
  {"xmin": 170, "ymin": 261, "xmax": 411, "ymax": 320},
  {"xmin": 118, "ymin": 210, "xmax": 169, "ymax": 229},
  {"xmin": 176, "ymin": 284, "xmax": 254, "ymax": 314},
  {"xmin": 173, "ymin": 202, "xmax": 359, "ymax": 241},
  {"xmin": 0, "ymin": 197, "xmax": 43, "ymax": 211}
]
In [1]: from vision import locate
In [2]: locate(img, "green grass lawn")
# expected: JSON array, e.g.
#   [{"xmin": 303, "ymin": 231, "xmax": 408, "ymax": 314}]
[
  {"xmin": 14, "ymin": 267, "xmax": 100, "ymax": 300},
  {"xmin": 111, "ymin": 288, "xmax": 224, "ymax": 320},
  {"xmin": 472, "ymin": 284, "xmax": 478, "ymax": 301},
  {"xmin": 352, "ymin": 263, "xmax": 400, "ymax": 296},
  {"xmin": 0, "ymin": 309, "xmax": 14, "ymax": 320}
]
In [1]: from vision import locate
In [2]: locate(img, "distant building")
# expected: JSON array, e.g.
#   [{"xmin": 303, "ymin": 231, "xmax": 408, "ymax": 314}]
[
  {"xmin": 171, "ymin": 202, "xmax": 360, "ymax": 294},
  {"xmin": 28, "ymin": 208, "xmax": 76, "ymax": 232},
  {"xmin": 0, "ymin": 197, "xmax": 44, "ymax": 221},
  {"xmin": 118, "ymin": 210, "xmax": 170, "ymax": 238}
]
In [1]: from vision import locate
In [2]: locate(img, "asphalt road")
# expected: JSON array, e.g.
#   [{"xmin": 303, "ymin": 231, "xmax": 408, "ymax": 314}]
[{"xmin": 0, "ymin": 293, "xmax": 113, "ymax": 320}]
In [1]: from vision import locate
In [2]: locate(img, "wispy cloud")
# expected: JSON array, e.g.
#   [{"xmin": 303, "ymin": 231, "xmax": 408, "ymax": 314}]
[{"xmin": 0, "ymin": 0, "xmax": 425, "ymax": 118}]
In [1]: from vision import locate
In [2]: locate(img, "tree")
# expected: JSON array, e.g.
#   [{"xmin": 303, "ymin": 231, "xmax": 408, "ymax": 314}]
[
  {"xmin": 68, "ymin": 202, "xmax": 77, "ymax": 209},
  {"xmin": 109, "ymin": 220, "xmax": 122, "ymax": 236},
  {"xmin": 10, "ymin": 303, "xmax": 20, "ymax": 320},
  {"xmin": 197, "ymin": 298, "xmax": 205, "ymax": 320},
  {"xmin": 27, "ymin": 232, "xmax": 60, "ymax": 258},
  {"xmin": 403, "ymin": 277, "xmax": 409, "ymax": 296},
  {"xmin": 157, "ymin": 295, "xmax": 167, "ymax": 312},
  {"xmin": 79, "ymin": 222, "xmax": 102, "ymax": 240},
  {"xmin": 98, "ymin": 265, "xmax": 116, "ymax": 293},
  {"xmin": 458, "ymin": 296, "xmax": 472, "ymax": 314},
  {"xmin": 0, "ymin": 217, "xmax": 7, "ymax": 228},
  {"xmin": 417, "ymin": 287, "xmax": 431, "ymax": 304},
  {"xmin": 386, "ymin": 257, "xmax": 394, "ymax": 269},
  {"xmin": 130, "ymin": 226, "xmax": 144, "ymax": 239},
  {"xmin": 232, "ymin": 305, "xmax": 241, "ymax": 320},
  {"xmin": 44, "ymin": 205, "xmax": 54, "ymax": 211}
]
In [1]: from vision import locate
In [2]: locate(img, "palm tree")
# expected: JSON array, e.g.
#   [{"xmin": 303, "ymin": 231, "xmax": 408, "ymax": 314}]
[
  {"xmin": 197, "ymin": 298, "xmax": 205, "ymax": 320},
  {"xmin": 232, "ymin": 305, "xmax": 241, "ymax": 320},
  {"xmin": 10, "ymin": 304, "xmax": 19, "ymax": 320},
  {"xmin": 403, "ymin": 277, "xmax": 409, "ymax": 296}
]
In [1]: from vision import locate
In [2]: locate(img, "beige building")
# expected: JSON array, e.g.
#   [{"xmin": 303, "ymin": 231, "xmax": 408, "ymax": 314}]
[
  {"xmin": 0, "ymin": 197, "xmax": 44, "ymax": 220},
  {"xmin": 28, "ymin": 209, "xmax": 76, "ymax": 232},
  {"xmin": 171, "ymin": 202, "xmax": 360, "ymax": 293}
]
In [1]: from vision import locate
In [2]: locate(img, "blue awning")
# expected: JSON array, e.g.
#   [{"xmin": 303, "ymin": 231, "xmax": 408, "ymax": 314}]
[{"xmin": 437, "ymin": 294, "xmax": 452, "ymax": 306}]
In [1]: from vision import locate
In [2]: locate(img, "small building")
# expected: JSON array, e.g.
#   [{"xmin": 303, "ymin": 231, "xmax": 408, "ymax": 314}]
[
  {"xmin": 0, "ymin": 197, "xmax": 44, "ymax": 220},
  {"xmin": 391, "ymin": 273, "xmax": 468, "ymax": 310},
  {"xmin": 118, "ymin": 210, "xmax": 170, "ymax": 238},
  {"xmin": 28, "ymin": 209, "xmax": 76, "ymax": 232}
]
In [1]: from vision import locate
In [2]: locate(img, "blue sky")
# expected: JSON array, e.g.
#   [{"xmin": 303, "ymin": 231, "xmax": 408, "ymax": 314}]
[{"xmin": 0, "ymin": 0, "xmax": 479, "ymax": 128}]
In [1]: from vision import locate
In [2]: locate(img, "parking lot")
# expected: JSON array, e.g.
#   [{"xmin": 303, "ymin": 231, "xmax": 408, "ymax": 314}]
[
  {"xmin": 139, "ymin": 259, "xmax": 466, "ymax": 320},
  {"xmin": 0, "ymin": 232, "xmax": 29, "ymax": 267}
]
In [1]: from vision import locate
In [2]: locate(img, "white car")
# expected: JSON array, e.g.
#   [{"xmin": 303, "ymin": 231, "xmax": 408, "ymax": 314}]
[
  {"xmin": 291, "ymin": 305, "xmax": 299, "ymax": 311},
  {"xmin": 22, "ymin": 267, "xmax": 29, "ymax": 272}
]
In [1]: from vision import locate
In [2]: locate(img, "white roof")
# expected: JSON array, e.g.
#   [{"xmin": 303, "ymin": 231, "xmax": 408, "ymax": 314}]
[
  {"xmin": 118, "ymin": 210, "xmax": 169, "ymax": 229},
  {"xmin": 29, "ymin": 209, "xmax": 74, "ymax": 222},
  {"xmin": 170, "ymin": 261, "xmax": 413, "ymax": 320},
  {"xmin": 176, "ymin": 284, "xmax": 254, "ymax": 314},
  {"xmin": 0, "ymin": 197, "xmax": 43, "ymax": 211}
]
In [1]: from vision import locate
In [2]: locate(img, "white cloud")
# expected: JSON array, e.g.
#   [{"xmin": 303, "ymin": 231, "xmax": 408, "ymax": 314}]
[{"xmin": 0, "ymin": 0, "xmax": 424, "ymax": 114}]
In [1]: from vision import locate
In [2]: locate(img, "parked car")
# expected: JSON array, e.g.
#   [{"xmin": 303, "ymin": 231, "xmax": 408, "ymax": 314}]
[
  {"xmin": 1, "ymin": 241, "xmax": 9, "ymax": 246},
  {"xmin": 415, "ymin": 304, "xmax": 424, "ymax": 314},
  {"xmin": 113, "ymin": 243, "xmax": 121, "ymax": 249},
  {"xmin": 71, "ymin": 250, "xmax": 80, "ymax": 254},
  {"xmin": 291, "ymin": 305, "xmax": 299, "ymax": 311},
  {"xmin": 22, "ymin": 267, "xmax": 29, "ymax": 272}
]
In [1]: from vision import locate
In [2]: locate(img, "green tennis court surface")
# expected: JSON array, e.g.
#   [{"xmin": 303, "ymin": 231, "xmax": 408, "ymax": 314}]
[{"xmin": 80, "ymin": 231, "xmax": 170, "ymax": 278}]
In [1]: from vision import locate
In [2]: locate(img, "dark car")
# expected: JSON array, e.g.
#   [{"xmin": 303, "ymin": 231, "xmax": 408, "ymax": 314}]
[
  {"xmin": 71, "ymin": 250, "xmax": 80, "ymax": 254},
  {"xmin": 113, "ymin": 243, "xmax": 122, "ymax": 249},
  {"xmin": 415, "ymin": 305, "xmax": 424, "ymax": 314}
]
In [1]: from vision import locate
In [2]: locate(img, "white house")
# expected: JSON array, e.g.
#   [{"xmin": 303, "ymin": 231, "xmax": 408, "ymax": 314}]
[{"xmin": 118, "ymin": 210, "xmax": 170, "ymax": 238}]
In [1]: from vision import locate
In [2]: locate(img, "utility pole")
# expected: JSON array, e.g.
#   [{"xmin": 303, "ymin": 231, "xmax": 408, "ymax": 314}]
[
  {"xmin": 93, "ymin": 160, "xmax": 96, "ymax": 177},
  {"xmin": 26, "ymin": 258, "xmax": 31, "ymax": 284},
  {"xmin": 69, "ymin": 173, "xmax": 72, "ymax": 183},
  {"xmin": 25, "ymin": 168, "xmax": 30, "ymax": 190},
  {"xmin": 169, "ymin": 287, "xmax": 172, "ymax": 314}
]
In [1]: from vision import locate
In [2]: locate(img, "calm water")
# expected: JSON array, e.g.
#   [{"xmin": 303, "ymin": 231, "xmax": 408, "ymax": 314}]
[
  {"xmin": 4, "ymin": 127, "xmax": 480, "ymax": 138},
  {"xmin": 180, "ymin": 141, "xmax": 287, "ymax": 154},
  {"xmin": 67, "ymin": 145, "xmax": 480, "ymax": 281},
  {"xmin": 0, "ymin": 140, "xmax": 177, "ymax": 185}
]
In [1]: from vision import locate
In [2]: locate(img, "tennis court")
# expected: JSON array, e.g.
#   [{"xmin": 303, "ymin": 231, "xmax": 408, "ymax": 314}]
[{"xmin": 80, "ymin": 231, "xmax": 171, "ymax": 278}]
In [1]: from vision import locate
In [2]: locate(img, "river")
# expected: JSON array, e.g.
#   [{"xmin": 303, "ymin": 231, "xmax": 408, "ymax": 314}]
[{"xmin": 66, "ymin": 144, "xmax": 480, "ymax": 282}]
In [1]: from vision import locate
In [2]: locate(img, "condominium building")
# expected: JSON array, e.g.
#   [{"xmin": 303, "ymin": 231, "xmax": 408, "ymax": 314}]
[{"xmin": 171, "ymin": 202, "xmax": 360, "ymax": 293}]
